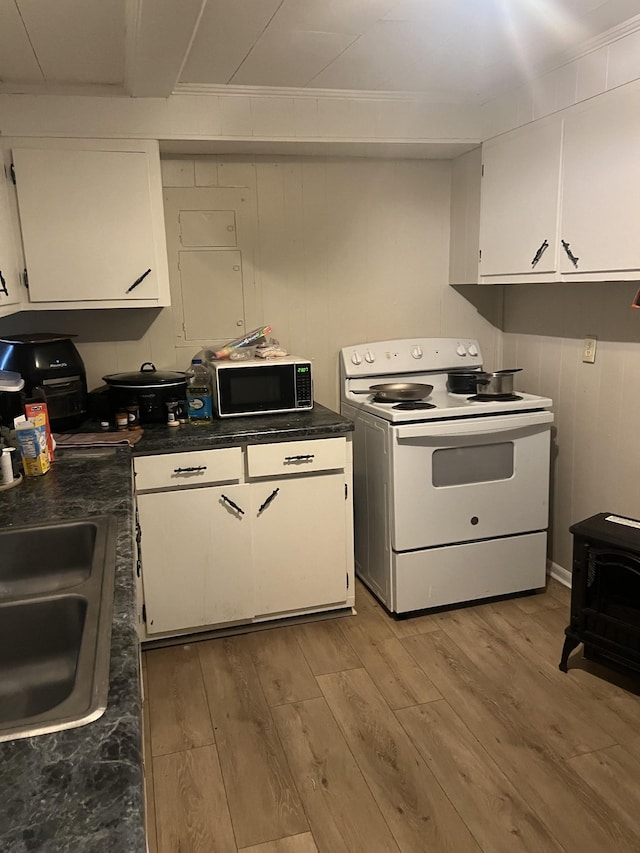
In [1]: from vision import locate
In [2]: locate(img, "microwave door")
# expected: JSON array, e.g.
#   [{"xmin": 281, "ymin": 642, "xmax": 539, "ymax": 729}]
[{"xmin": 218, "ymin": 364, "xmax": 296, "ymax": 416}]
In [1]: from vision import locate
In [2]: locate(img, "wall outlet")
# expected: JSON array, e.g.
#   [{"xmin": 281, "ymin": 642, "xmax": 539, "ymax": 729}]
[{"xmin": 582, "ymin": 336, "xmax": 597, "ymax": 364}]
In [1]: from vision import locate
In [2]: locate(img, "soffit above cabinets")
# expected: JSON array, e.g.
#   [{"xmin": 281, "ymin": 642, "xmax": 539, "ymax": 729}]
[{"xmin": 0, "ymin": 0, "xmax": 639, "ymax": 103}]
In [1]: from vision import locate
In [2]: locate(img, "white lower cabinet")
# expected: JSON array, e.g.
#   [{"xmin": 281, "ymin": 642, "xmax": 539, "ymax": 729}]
[
  {"xmin": 137, "ymin": 483, "xmax": 253, "ymax": 634},
  {"xmin": 135, "ymin": 435, "xmax": 353, "ymax": 639},
  {"xmin": 251, "ymin": 473, "xmax": 348, "ymax": 617}
]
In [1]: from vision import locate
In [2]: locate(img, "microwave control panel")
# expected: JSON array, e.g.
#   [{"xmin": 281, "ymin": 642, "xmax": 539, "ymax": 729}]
[{"xmin": 295, "ymin": 363, "xmax": 313, "ymax": 407}]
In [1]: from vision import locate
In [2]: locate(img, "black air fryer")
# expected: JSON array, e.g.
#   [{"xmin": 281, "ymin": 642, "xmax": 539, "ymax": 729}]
[{"xmin": 0, "ymin": 333, "xmax": 88, "ymax": 430}]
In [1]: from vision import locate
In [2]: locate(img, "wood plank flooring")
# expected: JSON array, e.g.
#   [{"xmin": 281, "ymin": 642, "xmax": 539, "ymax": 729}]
[{"xmin": 142, "ymin": 578, "xmax": 640, "ymax": 853}]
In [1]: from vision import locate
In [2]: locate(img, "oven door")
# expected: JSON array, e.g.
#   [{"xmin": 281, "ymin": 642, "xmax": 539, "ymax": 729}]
[{"xmin": 390, "ymin": 411, "xmax": 553, "ymax": 550}]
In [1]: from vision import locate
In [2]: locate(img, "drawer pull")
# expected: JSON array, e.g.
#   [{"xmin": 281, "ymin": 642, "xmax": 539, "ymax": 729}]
[
  {"xmin": 258, "ymin": 487, "xmax": 280, "ymax": 514},
  {"xmin": 284, "ymin": 454, "xmax": 315, "ymax": 463},
  {"xmin": 220, "ymin": 494, "xmax": 245, "ymax": 515},
  {"xmin": 173, "ymin": 465, "xmax": 207, "ymax": 474}
]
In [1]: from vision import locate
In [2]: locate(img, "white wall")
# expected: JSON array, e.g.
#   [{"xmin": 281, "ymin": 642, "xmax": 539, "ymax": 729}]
[
  {"xmin": 502, "ymin": 283, "xmax": 640, "ymax": 575},
  {"xmin": 0, "ymin": 156, "xmax": 502, "ymax": 412}
]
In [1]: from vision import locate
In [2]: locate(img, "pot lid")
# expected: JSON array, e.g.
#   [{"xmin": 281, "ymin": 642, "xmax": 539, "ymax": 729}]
[{"xmin": 102, "ymin": 362, "xmax": 188, "ymax": 387}]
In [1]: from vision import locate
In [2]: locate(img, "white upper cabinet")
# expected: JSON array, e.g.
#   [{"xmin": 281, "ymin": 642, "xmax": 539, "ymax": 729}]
[
  {"xmin": 559, "ymin": 85, "xmax": 640, "ymax": 279},
  {"xmin": 11, "ymin": 139, "xmax": 171, "ymax": 308},
  {"xmin": 0, "ymin": 162, "xmax": 21, "ymax": 318},
  {"xmin": 475, "ymin": 80, "xmax": 640, "ymax": 284},
  {"xmin": 478, "ymin": 117, "xmax": 562, "ymax": 282}
]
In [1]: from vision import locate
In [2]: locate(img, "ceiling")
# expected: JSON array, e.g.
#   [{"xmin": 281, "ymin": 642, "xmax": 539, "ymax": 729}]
[{"xmin": 0, "ymin": 0, "xmax": 639, "ymax": 102}]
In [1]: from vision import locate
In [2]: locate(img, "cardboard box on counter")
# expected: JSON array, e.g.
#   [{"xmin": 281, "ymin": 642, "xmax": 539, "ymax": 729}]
[
  {"xmin": 24, "ymin": 401, "xmax": 55, "ymax": 461},
  {"xmin": 16, "ymin": 413, "xmax": 51, "ymax": 477}
]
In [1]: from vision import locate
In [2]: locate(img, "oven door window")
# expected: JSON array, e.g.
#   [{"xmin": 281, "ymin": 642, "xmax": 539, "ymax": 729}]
[{"xmin": 432, "ymin": 441, "xmax": 514, "ymax": 487}]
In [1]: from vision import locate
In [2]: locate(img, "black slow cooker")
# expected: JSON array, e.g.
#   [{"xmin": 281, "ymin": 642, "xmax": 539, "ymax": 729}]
[{"xmin": 102, "ymin": 362, "xmax": 188, "ymax": 423}]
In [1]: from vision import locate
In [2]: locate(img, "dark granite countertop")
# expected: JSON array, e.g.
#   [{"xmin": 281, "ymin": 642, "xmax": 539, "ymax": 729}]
[
  {"xmin": 0, "ymin": 403, "xmax": 352, "ymax": 851},
  {"xmin": 0, "ymin": 448, "xmax": 145, "ymax": 853},
  {"xmin": 130, "ymin": 401, "xmax": 354, "ymax": 456}
]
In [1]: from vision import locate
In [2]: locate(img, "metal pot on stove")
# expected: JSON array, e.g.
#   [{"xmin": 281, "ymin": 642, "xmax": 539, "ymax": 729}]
[
  {"xmin": 475, "ymin": 369, "xmax": 522, "ymax": 396},
  {"xmin": 448, "ymin": 368, "xmax": 522, "ymax": 397}
]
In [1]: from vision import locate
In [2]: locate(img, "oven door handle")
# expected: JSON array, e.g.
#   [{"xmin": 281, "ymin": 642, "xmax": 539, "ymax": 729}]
[{"xmin": 395, "ymin": 411, "xmax": 553, "ymax": 440}]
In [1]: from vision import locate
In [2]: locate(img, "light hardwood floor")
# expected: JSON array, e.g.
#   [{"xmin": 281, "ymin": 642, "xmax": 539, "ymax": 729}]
[{"xmin": 142, "ymin": 578, "xmax": 640, "ymax": 853}]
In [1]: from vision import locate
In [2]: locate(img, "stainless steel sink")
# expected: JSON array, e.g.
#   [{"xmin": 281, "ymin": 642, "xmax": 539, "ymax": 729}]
[{"xmin": 0, "ymin": 516, "xmax": 117, "ymax": 742}]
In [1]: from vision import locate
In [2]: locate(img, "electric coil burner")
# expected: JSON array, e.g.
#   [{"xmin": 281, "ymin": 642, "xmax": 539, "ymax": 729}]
[
  {"xmin": 341, "ymin": 338, "xmax": 554, "ymax": 614},
  {"xmin": 393, "ymin": 401, "xmax": 437, "ymax": 411},
  {"xmin": 468, "ymin": 394, "xmax": 523, "ymax": 402}
]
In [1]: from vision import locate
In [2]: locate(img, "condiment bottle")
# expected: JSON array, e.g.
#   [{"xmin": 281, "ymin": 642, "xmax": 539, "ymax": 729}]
[
  {"xmin": 0, "ymin": 446, "xmax": 15, "ymax": 485},
  {"xmin": 116, "ymin": 410, "xmax": 128, "ymax": 431},
  {"xmin": 127, "ymin": 403, "xmax": 141, "ymax": 430},
  {"xmin": 166, "ymin": 400, "xmax": 179, "ymax": 427}
]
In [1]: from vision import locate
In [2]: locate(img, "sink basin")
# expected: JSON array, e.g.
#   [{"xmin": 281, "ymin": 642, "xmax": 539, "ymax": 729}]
[
  {"xmin": 0, "ymin": 518, "xmax": 101, "ymax": 598},
  {"xmin": 0, "ymin": 516, "xmax": 117, "ymax": 742}
]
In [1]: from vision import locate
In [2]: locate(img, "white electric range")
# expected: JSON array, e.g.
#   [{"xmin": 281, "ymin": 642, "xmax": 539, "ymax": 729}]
[{"xmin": 340, "ymin": 337, "xmax": 554, "ymax": 615}]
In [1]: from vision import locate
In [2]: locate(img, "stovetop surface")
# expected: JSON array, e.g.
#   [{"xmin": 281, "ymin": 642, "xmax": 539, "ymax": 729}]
[
  {"xmin": 340, "ymin": 337, "xmax": 553, "ymax": 423},
  {"xmin": 342, "ymin": 386, "xmax": 553, "ymax": 422}
]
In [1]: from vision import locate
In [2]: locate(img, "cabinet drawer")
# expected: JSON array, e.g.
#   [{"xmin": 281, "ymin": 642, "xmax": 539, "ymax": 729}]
[
  {"xmin": 134, "ymin": 447, "xmax": 242, "ymax": 491},
  {"xmin": 247, "ymin": 437, "xmax": 346, "ymax": 478}
]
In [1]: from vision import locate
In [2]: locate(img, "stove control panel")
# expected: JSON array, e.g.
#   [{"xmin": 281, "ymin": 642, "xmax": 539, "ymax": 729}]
[{"xmin": 341, "ymin": 338, "xmax": 483, "ymax": 377}]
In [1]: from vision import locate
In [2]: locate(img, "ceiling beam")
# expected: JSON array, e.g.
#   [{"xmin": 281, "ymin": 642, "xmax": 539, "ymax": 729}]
[{"xmin": 125, "ymin": 0, "xmax": 207, "ymax": 97}]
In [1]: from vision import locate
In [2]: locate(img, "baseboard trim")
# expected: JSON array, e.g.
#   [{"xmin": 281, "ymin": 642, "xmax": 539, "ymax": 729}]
[{"xmin": 548, "ymin": 560, "xmax": 571, "ymax": 588}]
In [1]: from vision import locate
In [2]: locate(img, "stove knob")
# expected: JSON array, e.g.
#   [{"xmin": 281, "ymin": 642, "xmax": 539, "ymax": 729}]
[
  {"xmin": 351, "ymin": 352, "xmax": 363, "ymax": 365},
  {"xmin": 411, "ymin": 346, "xmax": 423, "ymax": 359},
  {"xmin": 467, "ymin": 343, "xmax": 479, "ymax": 357},
  {"xmin": 364, "ymin": 350, "xmax": 376, "ymax": 364},
  {"xmin": 456, "ymin": 344, "xmax": 467, "ymax": 357}
]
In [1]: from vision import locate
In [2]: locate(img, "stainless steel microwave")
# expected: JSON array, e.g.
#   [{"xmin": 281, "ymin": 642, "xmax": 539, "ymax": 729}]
[{"xmin": 211, "ymin": 356, "xmax": 313, "ymax": 418}]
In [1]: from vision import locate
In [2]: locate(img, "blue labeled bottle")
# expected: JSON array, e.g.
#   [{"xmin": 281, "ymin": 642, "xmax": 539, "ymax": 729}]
[{"xmin": 186, "ymin": 359, "xmax": 213, "ymax": 424}]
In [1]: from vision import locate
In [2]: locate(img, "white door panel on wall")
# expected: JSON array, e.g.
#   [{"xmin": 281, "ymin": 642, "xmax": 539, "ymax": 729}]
[
  {"xmin": 164, "ymin": 185, "xmax": 260, "ymax": 348},
  {"xmin": 179, "ymin": 209, "xmax": 237, "ymax": 247},
  {"xmin": 178, "ymin": 249, "xmax": 245, "ymax": 341}
]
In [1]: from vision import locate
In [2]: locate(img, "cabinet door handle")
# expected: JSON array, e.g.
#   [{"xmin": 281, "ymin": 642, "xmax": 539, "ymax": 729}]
[
  {"xmin": 284, "ymin": 454, "xmax": 315, "ymax": 463},
  {"xmin": 561, "ymin": 239, "xmax": 579, "ymax": 268},
  {"xmin": 220, "ymin": 494, "xmax": 245, "ymax": 515},
  {"xmin": 258, "ymin": 487, "xmax": 280, "ymax": 514},
  {"xmin": 531, "ymin": 239, "xmax": 549, "ymax": 268},
  {"xmin": 0, "ymin": 271, "xmax": 7, "ymax": 296},
  {"xmin": 125, "ymin": 268, "xmax": 152, "ymax": 293},
  {"xmin": 173, "ymin": 465, "xmax": 207, "ymax": 473}
]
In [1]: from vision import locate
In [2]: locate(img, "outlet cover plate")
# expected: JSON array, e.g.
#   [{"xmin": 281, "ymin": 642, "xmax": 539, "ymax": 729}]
[{"xmin": 582, "ymin": 336, "xmax": 597, "ymax": 364}]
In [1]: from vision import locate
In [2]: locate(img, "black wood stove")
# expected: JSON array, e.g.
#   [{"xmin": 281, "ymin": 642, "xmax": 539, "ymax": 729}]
[{"xmin": 560, "ymin": 513, "xmax": 640, "ymax": 674}]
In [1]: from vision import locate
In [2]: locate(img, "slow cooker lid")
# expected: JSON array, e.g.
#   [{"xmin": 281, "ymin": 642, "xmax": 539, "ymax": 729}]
[{"xmin": 102, "ymin": 362, "xmax": 188, "ymax": 387}]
